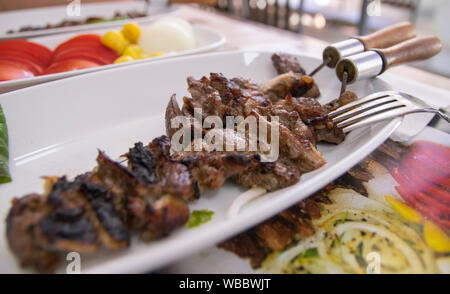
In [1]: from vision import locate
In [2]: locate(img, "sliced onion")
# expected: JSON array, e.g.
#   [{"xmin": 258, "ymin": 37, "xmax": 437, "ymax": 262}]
[
  {"xmin": 335, "ymin": 222, "xmax": 426, "ymax": 273},
  {"xmin": 226, "ymin": 187, "xmax": 266, "ymax": 219}
]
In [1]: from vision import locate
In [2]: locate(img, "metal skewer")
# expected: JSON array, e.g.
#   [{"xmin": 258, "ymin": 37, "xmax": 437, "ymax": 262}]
[{"xmin": 308, "ymin": 22, "xmax": 416, "ymax": 77}]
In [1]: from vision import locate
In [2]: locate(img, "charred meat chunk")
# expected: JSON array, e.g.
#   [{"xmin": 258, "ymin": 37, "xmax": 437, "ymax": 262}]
[
  {"xmin": 95, "ymin": 147, "xmax": 190, "ymax": 242},
  {"xmin": 6, "ymin": 176, "xmax": 130, "ymax": 273},
  {"xmin": 271, "ymin": 52, "xmax": 306, "ymax": 75}
]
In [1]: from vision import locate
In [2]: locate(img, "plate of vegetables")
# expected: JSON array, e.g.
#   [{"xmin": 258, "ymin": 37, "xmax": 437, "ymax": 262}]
[
  {"xmin": 0, "ymin": 17, "xmax": 226, "ymax": 93},
  {"xmin": 0, "ymin": 2, "xmax": 177, "ymax": 40}
]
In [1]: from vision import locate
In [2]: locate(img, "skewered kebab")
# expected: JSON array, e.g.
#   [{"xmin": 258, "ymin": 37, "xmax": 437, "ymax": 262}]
[{"xmin": 6, "ymin": 53, "xmax": 356, "ymax": 273}]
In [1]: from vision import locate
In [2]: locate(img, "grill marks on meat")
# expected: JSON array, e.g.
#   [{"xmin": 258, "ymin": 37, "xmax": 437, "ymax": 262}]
[
  {"xmin": 6, "ymin": 176, "xmax": 129, "ymax": 273},
  {"xmin": 218, "ymin": 193, "xmax": 328, "ymax": 268},
  {"xmin": 6, "ymin": 194, "xmax": 60, "ymax": 273},
  {"xmin": 127, "ymin": 137, "xmax": 197, "ymax": 201},
  {"xmin": 95, "ymin": 138, "xmax": 191, "ymax": 241}
]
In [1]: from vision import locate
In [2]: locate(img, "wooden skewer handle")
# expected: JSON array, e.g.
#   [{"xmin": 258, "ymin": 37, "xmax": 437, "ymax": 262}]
[
  {"xmin": 375, "ymin": 36, "xmax": 442, "ymax": 73},
  {"xmin": 355, "ymin": 22, "xmax": 416, "ymax": 50}
]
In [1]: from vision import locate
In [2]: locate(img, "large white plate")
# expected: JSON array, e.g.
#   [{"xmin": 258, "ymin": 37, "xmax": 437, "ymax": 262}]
[
  {"xmin": 0, "ymin": 25, "xmax": 226, "ymax": 94},
  {"xmin": 0, "ymin": 2, "xmax": 177, "ymax": 40},
  {"xmin": 0, "ymin": 51, "xmax": 401, "ymax": 273}
]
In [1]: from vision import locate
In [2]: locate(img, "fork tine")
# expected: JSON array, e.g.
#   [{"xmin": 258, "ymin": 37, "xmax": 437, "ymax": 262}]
[
  {"xmin": 328, "ymin": 91, "xmax": 399, "ymax": 117},
  {"xmin": 337, "ymin": 101, "xmax": 406, "ymax": 128},
  {"xmin": 331, "ymin": 96, "xmax": 400, "ymax": 123},
  {"xmin": 341, "ymin": 107, "xmax": 414, "ymax": 133}
]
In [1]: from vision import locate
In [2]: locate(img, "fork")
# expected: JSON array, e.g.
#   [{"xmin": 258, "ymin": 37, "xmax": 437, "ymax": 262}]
[{"xmin": 328, "ymin": 90, "xmax": 450, "ymax": 133}]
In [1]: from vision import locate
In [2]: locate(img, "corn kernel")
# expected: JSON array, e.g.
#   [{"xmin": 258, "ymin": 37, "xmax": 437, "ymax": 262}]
[
  {"xmin": 101, "ymin": 31, "xmax": 129, "ymax": 54},
  {"xmin": 150, "ymin": 51, "xmax": 166, "ymax": 57},
  {"xmin": 424, "ymin": 220, "xmax": 450, "ymax": 253},
  {"xmin": 121, "ymin": 22, "xmax": 141, "ymax": 43},
  {"xmin": 122, "ymin": 45, "xmax": 145, "ymax": 59},
  {"xmin": 385, "ymin": 195, "xmax": 422, "ymax": 223},
  {"xmin": 114, "ymin": 55, "xmax": 134, "ymax": 64}
]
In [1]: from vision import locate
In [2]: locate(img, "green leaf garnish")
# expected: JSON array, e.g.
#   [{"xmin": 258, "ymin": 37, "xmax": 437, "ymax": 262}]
[
  {"xmin": 355, "ymin": 242, "xmax": 367, "ymax": 268},
  {"xmin": 0, "ymin": 105, "xmax": 11, "ymax": 184},
  {"xmin": 187, "ymin": 209, "xmax": 214, "ymax": 228},
  {"xmin": 290, "ymin": 247, "xmax": 318, "ymax": 263}
]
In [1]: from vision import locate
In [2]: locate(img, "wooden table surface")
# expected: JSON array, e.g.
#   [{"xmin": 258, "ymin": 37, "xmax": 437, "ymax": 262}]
[{"xmin": 178, "ymin": 5, "xmax": 450, "ymax": 91}]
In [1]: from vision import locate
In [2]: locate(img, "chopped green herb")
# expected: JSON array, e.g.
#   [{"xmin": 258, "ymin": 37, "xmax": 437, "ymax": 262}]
[
  {"xmin": 86, "ymin": 17, "xmax": 128, "ymax": 24},
  {"xmin": 355, "ymin": 242, "xmax": 367, "ymax": 268},
  {"xmin": 402, "ymin": 238, "xmax": 415, "ymax": 247},
  {"xmin": 187, "ymin": 209, "xmax": 214, "ymax": 228},
  {"xmin": 290, "ymin": 247, "xmax": 319, "ymax": 263},
  {"xmin": 0, "ymin": 105, "xmax": 11, "ymax": 184},
  {"xmin": 334, "ymin": 211, "xmax": 349, "ymax": 226}
]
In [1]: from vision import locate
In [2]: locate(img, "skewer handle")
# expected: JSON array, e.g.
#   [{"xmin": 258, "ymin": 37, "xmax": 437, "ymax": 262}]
[
  {"xmin": 355, "ymin": 22, "xmax": 416, "ymax": 50},
  {"xmin": 322, "ymin": 22, "xmax": 417, "ymax": 69},
  {"xmin": 336, "ymin": 36, "xmax": 442, "ymax": 84},
  {"xmin": 374, "ymin": 36, "xmax": 442, "ymax": 73}
]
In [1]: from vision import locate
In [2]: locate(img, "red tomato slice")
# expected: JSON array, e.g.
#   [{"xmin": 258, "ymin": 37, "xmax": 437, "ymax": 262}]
[
  {"xmin": 52, "ymin": 45, "xmax": 118, "ymax": 65},
  {"xmin": 0, "ymin": 49, "xmax": 46, "ymax": 70},
  {"xmin": 0, "ymin": 60, "xmax": 34, "ymax": 81},
  {"xmin": 57, "ymin": 34, "xmax": 101, "ymax": 45},
  {"xmin": 0, "ymin": 40, "xmax": 52, "ymax": 67},
  {"xmin": 41, "ymin": 59, "xmax": 100, "ymax": 75},
  {"xmin": 0, "ymin": 54, "xmax": 43, "ymax": 75},
  {"xmin": 53, "ymin": 34, "xmax": 102, "ymax": 55}
]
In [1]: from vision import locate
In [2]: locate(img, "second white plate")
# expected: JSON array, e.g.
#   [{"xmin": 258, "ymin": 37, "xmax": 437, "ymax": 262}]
[{"xmin": 0, "ymin": 25, "xmax": 226, "ymax": 94}]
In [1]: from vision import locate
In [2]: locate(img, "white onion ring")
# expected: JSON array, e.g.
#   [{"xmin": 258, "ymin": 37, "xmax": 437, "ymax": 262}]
[{"xmin": 226, "ymin": 187, "xmax": 267, "ymax": 219}]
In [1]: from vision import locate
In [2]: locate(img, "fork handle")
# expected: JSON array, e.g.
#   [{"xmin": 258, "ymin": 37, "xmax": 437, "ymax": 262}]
[
  {"xmin": 437, "ymin": 107, "xmax": 450, "ymax": 123},
  {"xmin": 374, "ymin": 36, "xmax": 442, "ymax": 73},
  {"xmin": 355, "ymin": 22, "xmax": 416, "ymax": 50}
]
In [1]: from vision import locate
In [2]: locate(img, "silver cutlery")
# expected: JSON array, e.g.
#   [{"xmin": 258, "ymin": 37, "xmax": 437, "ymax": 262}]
[{"xmin": 328, "ymin": 90, "xmax": 450, "ymax": 132}]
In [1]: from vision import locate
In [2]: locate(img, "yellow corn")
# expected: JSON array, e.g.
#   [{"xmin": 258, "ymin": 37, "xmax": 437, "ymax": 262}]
[
  {"xmin": 114, "ymin": 55, "xmax": 134, "ymax": 64},
  {"xmin": 101, "ymin": 31, "xmax": 129, "ymax": 54},
  {"xmin": 121, "ymin": 22, "xmax": 141, "ymax": 43},
  {"xmin": 424, "ymin": 220, "xmax": 450, "ymax": 253},
  {"xmin": 150, "ymin": 51, "xmax": 166, "ymax": 57},
  {"xmin": 385, "ymin": 195, "xmax": 422, "ymax": 223},
  {"xmin": 122, "ymin": 44, "xmax": 145, "ymax": 59}
]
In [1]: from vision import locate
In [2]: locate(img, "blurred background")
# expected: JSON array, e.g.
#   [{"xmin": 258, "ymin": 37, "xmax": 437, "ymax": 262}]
[{"xmin": 0, "ymin": 0, "xmax": 448, "ymax": 77}]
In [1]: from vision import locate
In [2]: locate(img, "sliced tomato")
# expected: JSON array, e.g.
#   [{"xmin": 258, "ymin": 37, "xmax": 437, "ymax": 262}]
[
  {"xmin": 52, "ymin": 45, "xmax": 118, "ymax": 65},
  {"xmin": 41, "ymin": 59, "xmax": 100, "ymax": 75},
  {"xmin": 56, "ymin": 34, "xmax": 101, "ymax": 45},
  {"xmin": 0, "ymin": 40, "xmax": 52, "ymax": 67},
  {"xmin": 0, "ymin": 60, "xmax": 34, "ymax": 81},
  {"xmin": 53, "ymin": 34, "xmax": 102, "ymax": 55},
  {"xmin": 0, "ymin": 54, "xmax": 43, "ymax": 75}
]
